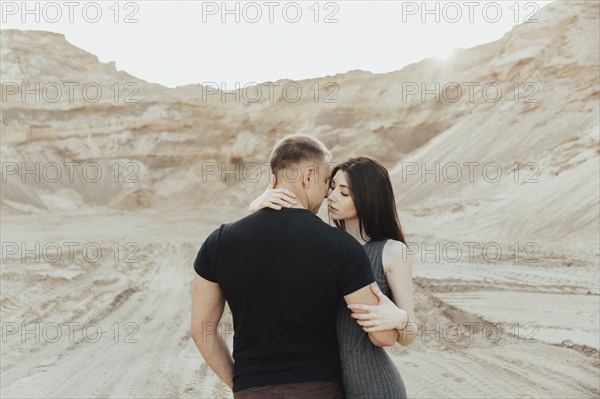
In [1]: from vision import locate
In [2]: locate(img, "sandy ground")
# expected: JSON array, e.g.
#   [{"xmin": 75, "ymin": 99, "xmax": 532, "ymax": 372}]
[{"xmin": 1, "ymin": 207, "xmax": 598, "ymax": 398}]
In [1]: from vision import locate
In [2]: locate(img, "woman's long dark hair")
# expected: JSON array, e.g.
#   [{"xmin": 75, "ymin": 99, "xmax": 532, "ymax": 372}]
[{"xmin": 328, "ymin": 156, "xmax": 406, "ymax": 244}]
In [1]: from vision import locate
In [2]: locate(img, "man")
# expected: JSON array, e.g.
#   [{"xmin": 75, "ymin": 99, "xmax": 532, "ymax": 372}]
[{"xmin": 191, "ymin": 134, "xmax": 398, "ymax": 398}]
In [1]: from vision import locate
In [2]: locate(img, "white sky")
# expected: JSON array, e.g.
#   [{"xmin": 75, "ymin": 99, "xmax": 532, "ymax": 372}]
[{"xmin": 2, "ymin": 0, "xmax": 555, "ymax": 89}]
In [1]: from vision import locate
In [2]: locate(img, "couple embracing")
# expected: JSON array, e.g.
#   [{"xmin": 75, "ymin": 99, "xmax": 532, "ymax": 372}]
[{"xmin": 192, "ymin": 134, "xmax": 416, "ymax": 398}]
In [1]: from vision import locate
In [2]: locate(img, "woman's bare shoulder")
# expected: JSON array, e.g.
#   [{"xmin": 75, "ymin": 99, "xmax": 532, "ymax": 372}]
[
  {"xmin": 382, "ymin": 239, "xmax": 412, "ymax": 272},
  {"xmin": 383, "ymin": 239, "xmax": 408, "ymax": 256}
]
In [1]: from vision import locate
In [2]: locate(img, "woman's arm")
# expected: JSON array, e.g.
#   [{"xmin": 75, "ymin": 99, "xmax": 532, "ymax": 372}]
[
  {"xmin": 383, "ymin": 240, "xmax": 417, "ymax": 345},
  {"xmin": 248, "ymin": 175, "xmax": 297, "ymax": 213},
  {"xmin": 348, "ymin": 240, "xmax": 417, "ymax": 346}
]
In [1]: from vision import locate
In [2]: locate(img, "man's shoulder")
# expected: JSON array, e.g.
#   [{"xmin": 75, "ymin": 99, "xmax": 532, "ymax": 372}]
[
  {"xmin": 214, "ymin": 210, "xmax": 272, "ymax": 240},
  {"xmin": 217, "ymin": 209, "xmax": 358, "ymax": 246},
  {"xmin": 202, "ymin": 223, "xmax": 228, "ymax": 245},
  {"xmin": 227, "ymin": 208, "xmax": 319, "ymax": 228},
  {"xmin": 308, "ymin": 221, "xmax": 365, "ymax": 254},
  {"xmin": 222, "ymin": 209, "xmax": 268, "ymax": 230}
]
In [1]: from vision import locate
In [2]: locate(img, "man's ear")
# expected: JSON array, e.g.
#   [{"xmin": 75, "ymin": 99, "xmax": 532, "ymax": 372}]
[{"xmin": 302, "ymin": 167, "xmax": 314, "ymax": 186}]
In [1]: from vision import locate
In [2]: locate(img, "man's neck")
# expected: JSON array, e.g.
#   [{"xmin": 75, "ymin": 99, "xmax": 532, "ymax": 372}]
[{"xmin": 275, "ymin": 185, "xmax": 308, "ymax": 209}]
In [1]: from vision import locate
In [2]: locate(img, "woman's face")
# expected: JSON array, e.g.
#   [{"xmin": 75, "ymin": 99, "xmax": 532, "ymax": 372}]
[{"xmin": 327, "ymin": 170, "xmax": 357, "ymax": 221}]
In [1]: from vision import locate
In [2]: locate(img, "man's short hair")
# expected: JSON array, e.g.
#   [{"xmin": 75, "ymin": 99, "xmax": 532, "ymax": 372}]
[{"xmin": 269, "ymin": 134, "xmax": 332, "ymax": 175}]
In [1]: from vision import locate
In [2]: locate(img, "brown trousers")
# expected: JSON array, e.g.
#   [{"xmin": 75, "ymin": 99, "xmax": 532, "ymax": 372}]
[{"xmin": 233, "ymin": 380, "xmax": 344, "ymax": 399}]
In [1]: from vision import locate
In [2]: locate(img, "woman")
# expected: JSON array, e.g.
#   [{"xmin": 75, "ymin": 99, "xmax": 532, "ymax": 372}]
[{"xmin": 249, "ymin": 156, "xmax": 416, "ymax": 399}]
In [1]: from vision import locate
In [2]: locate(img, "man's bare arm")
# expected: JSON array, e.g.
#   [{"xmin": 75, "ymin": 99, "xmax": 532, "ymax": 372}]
[
  {"xmin": 344, "ymin": 282, "xmax": 399, "ymax": 346},
  {"xmin": 191, "ymin": 275, "xmax": 234, "ymax": 389}
]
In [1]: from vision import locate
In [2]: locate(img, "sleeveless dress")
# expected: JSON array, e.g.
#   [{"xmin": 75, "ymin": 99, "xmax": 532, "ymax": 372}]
[{"xmin": 336, "ymin": 239, "xmax": 408, "ymax": 399}]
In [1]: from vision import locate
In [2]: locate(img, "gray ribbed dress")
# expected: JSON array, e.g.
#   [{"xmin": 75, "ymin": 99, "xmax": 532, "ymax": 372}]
[{"xmin": 336, "ymin": 239, "xmax": 407, "ymax": 399}]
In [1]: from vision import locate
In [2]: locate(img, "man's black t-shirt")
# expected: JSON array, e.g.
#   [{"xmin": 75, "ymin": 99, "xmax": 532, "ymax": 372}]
[{"xmin": 193, "ymin": 208, "xmax": 375, "ymax": 392}]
